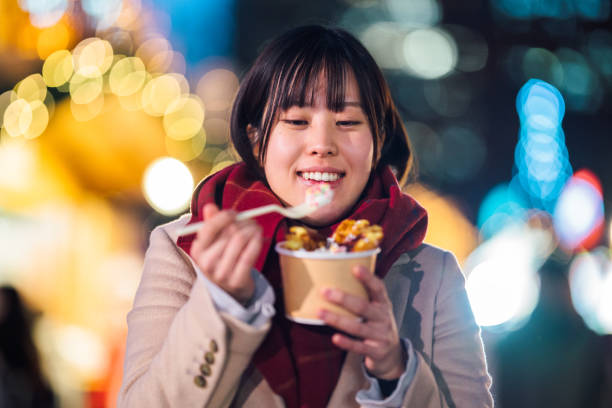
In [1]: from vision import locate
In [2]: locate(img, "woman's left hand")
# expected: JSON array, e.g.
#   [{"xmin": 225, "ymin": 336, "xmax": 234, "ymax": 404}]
[{"xmin": 318, "ymin": 265, "xmax": 406, "ymax": 380}]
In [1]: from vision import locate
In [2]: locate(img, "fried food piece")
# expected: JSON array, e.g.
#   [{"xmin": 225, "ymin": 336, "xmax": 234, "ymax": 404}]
[
  {"xmin": 331, "ymin": 219, "xmax": 358, "ymax": 244},
  {"xmin": 284, "ymin": 226, "xmax": 325, "ymax": 251},
  {"xmin": 332, "ymin": 219, "xmax": 383, "ymax": 251}
]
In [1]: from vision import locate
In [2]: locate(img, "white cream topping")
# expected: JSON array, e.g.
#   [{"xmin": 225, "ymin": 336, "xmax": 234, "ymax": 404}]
[{"xmin": 300, "ymin": 172, "xmax": 342, "ymax": 181}]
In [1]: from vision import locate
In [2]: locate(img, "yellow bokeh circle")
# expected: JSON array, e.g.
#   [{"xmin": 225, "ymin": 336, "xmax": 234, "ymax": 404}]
[
  {"xmin": 141, "ymin": 74, "xmax": 183, "ymax": 116},
  {"xmin": 15, "ymin": 74, "xmax": 48, "ymax": 103},
  {"xmin": 3, "ymin": 99, "xmax": 33, "ymax": 137},
  {"xmin": 73, "ymin": 38, "xmax": 114, "ymax": 78},
  {"xmin": 109, "ymin": 56, "xmax": 147, "ymax": 97},
  {"xmin": 70, "ymin": 72, "xmax": 104, "ymax": 105},
  {"xmin": 163, "ymin": 95, "xmax": 205, "ymax": 141},
  {"xmin": 43, "ymin": 49, "xmax": 74, "ymax": 87},
  {"xmin": 23, "ymin": 100, "xmax": 50, "ymax": 139}
]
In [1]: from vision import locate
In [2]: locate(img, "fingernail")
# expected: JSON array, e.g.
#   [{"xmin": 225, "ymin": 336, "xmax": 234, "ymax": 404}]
[{"xmin": 318, "ymin": 309, "xmax": 327, "ymax": 319}]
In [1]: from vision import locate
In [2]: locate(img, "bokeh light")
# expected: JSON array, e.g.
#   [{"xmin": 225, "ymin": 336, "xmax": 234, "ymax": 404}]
[
  {"xmin": 36, "ymin": 22, "xmax": 71, "ymax": 59},
  {"xmin": 465, "ymin": 224, "xmax": 549, "ymax": 328},
  {"xmin": 165, "ymin": 128, "xmax": 206, "ymax": 162},
  {"xmin": 403, "ymin": 28, "xmax": 457, "ymax": 79},
  {"xmin": 19, "ymin": 0, "xmax": 69, "ymax": 28},
  {"xmin": 142, "ymin": 157, "xmax": 193, "ymax": 215},
  {"xmin": 0, "ymin": 91, "xmax": 18, "ymax": 129},
  {"xmin": 15, "ymin": 73, "xmax": 48, "ymax": 102},
  {"xmin": 491, "ymin": 0, "xmax": 610, "ymax": 20},
  {"xmin": 477, "ymin": 182, "xmax": 529, "ymax": 239},
  {"xmin": 70, "ymin": 93, "xmax": 105, "ymax": 122},
  {"xmin": 135, "ymin": 36, "xmax": 173, "ymax": 74},
  {"xmin": 555, "ymin": 47, "xmax": 602, "ymax": 113},
  {"xmin": 3, "ymin": 98, "xmax": 33, "ymax": 137},
  {"xmin": 196, "ymin": 68, "xmax": 239, "ymax": 112},
  {"xmin": 162, "ymin": 95, "xmax": 205, "ymax": 141},
  {"xmin": 203, "ymin": 118, "xmax": 230, "ymax": 145},
  {"xmin": 72, "ymin": 38, "xmax": 115, "ymax": 78},
  {"xmin": 55, "ymin": 324, "xmax": 109, "ymax": 381},
  {"xmin": 514, "ymin": 79, "xmax": 572, "ymax": 211},
  {"xmin": 569, "ymin": 250, "xmax": 612, "ymax": 334},
  {"xmin": 82, "ymin": 0, "xmax": 124, "ymax": 30},
  {"xmin": 69, "ymin": 72, "xmax": 104, "ymax": 105},
  {"xmin": 359, "ymin": 22, "xmax": 406, "ymax": 70},
  {"xmin": 553, "ymin": 170, "xmax": 604, "ymax": 251},
  {"xmin": 23, "ymin": 99, "xmax": 50, "ymax": 139},
  {"xmin": 385, "ymin": 0, "xmax": 441, "ymax": 26},
  {"xmin": 586, "ymin": 30, "xmax": 612, "ymax": 81},
  {"xmin": 109, "ymin": 56, "xmax": 147, "ymax": 97},
  {"xmin": 521, "ymin": 47, "xmax": 563, "ymax": 88},
  {"xmin": 141, "ymin": 73, "xmax": 187, "ymax": 116},
  {"xmin": 42, "ymin": 49, "xmax": 75, "ymax": 87}
]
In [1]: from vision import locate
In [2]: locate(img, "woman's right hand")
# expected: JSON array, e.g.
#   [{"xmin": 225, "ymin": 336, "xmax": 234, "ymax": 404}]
[{"xmin": 189, "ymin": 203, "xmax": 263, "ymax": 305}]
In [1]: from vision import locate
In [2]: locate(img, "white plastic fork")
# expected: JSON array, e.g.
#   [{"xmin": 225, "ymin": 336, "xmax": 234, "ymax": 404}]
[{"xmin": 177, "ymin": 183, "xmax": 333, "ymax": 237}]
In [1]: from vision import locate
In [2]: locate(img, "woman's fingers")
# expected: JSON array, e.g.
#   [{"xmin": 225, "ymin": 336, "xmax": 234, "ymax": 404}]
[
  {"xmin": 188, "ymin": 205, "xmax": 262, "ymax": 303},
  {"xmin": 213, "ymin": 223, "xmax": 261, "ymax": 300},
  {"xmin": 190, "ymin": 205, "xmax": 237, "ymax": 257},
  {"xmin": 321, "ymin": 288, "xmax": 384, "ymax": 322},
  {"xmin": 322, "ymin": 313, "xmax": 388, "ymax": 343},
  {"xmin": 234, "ymin": 227, "xmax": 263, "ymax": 277},
  {"xmin": 352, "ymin": 265, "xmax": 388, "ymax": 304}
]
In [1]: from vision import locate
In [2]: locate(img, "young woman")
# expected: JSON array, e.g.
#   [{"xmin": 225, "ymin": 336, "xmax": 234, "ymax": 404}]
[{"xmin": 119, "ymin": 25, "xmax": 493, "ymax": 407}]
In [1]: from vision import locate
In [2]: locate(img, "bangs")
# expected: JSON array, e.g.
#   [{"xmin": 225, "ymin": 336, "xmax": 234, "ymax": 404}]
[{"xmin": 274, "ymin": 48, "xmax": 353, "ymax": 112}]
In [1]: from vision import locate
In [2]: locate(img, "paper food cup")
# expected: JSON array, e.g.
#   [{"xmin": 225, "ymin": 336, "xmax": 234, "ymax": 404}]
[{"xmin": 275, "ymin": 242, "xmax": 380, "ymax": 325}]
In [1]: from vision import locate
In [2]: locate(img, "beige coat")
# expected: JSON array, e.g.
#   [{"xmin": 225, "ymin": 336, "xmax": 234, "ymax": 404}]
[{"xmin": 118, "ymin": 215, "xmax": 493, "ymax": 407}]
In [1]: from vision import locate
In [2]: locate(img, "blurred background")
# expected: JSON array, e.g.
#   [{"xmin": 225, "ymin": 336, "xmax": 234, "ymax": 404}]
[{"xmin": 1, "ymin": 0, "xmax": 611, "ymax": 406}]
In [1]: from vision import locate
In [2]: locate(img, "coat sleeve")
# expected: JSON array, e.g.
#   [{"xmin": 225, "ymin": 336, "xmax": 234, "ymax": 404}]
[
  {"xmin": 117, "ymin": 222, "xmax": 271, "ymax": 408},
  {"xmin": 399, "ymin": 251, "xmax": 493, "ymax": 408}
]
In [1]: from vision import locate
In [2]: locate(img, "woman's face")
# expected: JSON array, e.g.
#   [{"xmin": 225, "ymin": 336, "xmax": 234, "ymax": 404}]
[{"xmin": 261, "ymin": 74, "xmax": 374, "ymax": 226}]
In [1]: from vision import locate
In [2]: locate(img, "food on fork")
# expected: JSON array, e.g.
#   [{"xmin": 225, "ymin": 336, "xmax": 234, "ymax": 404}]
[{"xmin": 282, "ymin": 219, "xmax": 383, "ymax": 253}]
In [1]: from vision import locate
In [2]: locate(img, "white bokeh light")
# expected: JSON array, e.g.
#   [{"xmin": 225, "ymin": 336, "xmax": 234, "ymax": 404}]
[
  {"xmin": 142, "ymin": 157, "xmax": 193, "ymax": 215},
  {"xmin": 569, "ymin": 250, "xmax": 612, "ymax": 334},
  {"xmin": 554, "ymin": 177, "xmax": 604, "ymax": 250},
  {"xmin": 597, "ymin": 269, "xmax": 612, "ymax": 333},
  {"xmin": 464, "ymin": 224, "xmax": 549, "ymax": 328},
  {"xmin": 403, "ymin": 28, "xmax": 457, "ymax": 79}
]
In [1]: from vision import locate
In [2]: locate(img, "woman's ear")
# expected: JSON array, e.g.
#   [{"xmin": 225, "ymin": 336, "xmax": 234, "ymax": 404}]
[{"xmin": 246, "ymin": 124, "xmax": 260, "ymax": 158}]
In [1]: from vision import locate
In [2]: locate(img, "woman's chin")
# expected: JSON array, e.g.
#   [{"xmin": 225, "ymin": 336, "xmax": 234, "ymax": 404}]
[{"xmin": 302, "ymin": 206, "xmax": 347, "ymax": 227}]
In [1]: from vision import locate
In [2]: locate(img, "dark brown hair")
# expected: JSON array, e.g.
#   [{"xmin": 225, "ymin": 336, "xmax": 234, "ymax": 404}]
[{"xmin": 230, "ymin": 25, "xmax": 414, "ymax": 185}]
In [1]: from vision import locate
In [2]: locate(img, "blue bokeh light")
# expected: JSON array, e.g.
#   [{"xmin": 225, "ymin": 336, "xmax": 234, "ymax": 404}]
[
  {"xmin": 513, "ymin": 79, "xmax": 572, "ymax": 212},
  {"xmin": 151, "ymin": 0, "xmax": 236, "ymax": 68},
  {"xmin": 477, "ymin": 182, "xmax": 529, "ymax": 239},
  {"xmin": 491, "ymin": 0, "xmax": 609, "ymax": 20}
]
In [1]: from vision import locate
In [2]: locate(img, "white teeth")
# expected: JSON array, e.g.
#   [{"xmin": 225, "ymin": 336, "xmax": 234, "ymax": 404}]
[{"xmin": 300, "ymin": 172, "xmax": 341, "ymax": 181}]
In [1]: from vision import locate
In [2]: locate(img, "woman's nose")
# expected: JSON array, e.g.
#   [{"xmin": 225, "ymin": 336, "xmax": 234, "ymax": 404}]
[{"xmin": 307, "ymin": 121, "xmax": 338, "ymax": 157}]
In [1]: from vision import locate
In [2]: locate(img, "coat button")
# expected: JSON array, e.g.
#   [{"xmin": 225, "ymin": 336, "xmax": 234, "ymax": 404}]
[
  {"xmin": 200, "ymin": 363, "xmax": 211, "ymax": 376},
  {"xmin": 204, "ymin": 351, "xmax": 215, "ymax": 364},
  {"xmin": 210, "ymin": 339, "xmax": 218, "ymax": 353},
  {"xmin": 194, "ymin": 375, "xmax": 207, "ymax": 388}
]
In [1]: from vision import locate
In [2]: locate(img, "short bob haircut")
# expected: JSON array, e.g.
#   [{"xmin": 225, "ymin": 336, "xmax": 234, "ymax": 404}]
[{"xmin": 231, "ymin": 25, "xmax": 414, "ymax": 186}]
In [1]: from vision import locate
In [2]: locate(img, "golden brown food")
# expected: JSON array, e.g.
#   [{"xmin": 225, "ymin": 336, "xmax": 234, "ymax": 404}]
[
  {"xmin": 284, "ymin": 226, "xmax": 325, "ymax": 251},
  {"xmin": 282, "ymin": 219, "xmax": 383, "ymax": 252}
]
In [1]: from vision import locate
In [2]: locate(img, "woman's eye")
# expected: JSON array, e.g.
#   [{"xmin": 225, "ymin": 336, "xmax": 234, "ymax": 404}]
[
  {"xmin": 283, "ymin": 119, "xmax": 308, "ymax": 126},
  {"xmin": 337, "ymin": 120, "xmax": 361, "ymax": 126}
]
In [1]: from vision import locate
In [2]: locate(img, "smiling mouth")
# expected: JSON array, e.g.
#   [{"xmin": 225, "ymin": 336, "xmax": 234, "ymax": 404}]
[{"xmin": 297, "ymin": 171, "xmax": 346, "ymax": 182}]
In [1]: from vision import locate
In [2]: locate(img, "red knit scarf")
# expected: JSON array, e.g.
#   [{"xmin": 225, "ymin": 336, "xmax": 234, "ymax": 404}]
[{"xmin": 177, "ymin": 162, "xmax": 427, "ymax": 408}]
